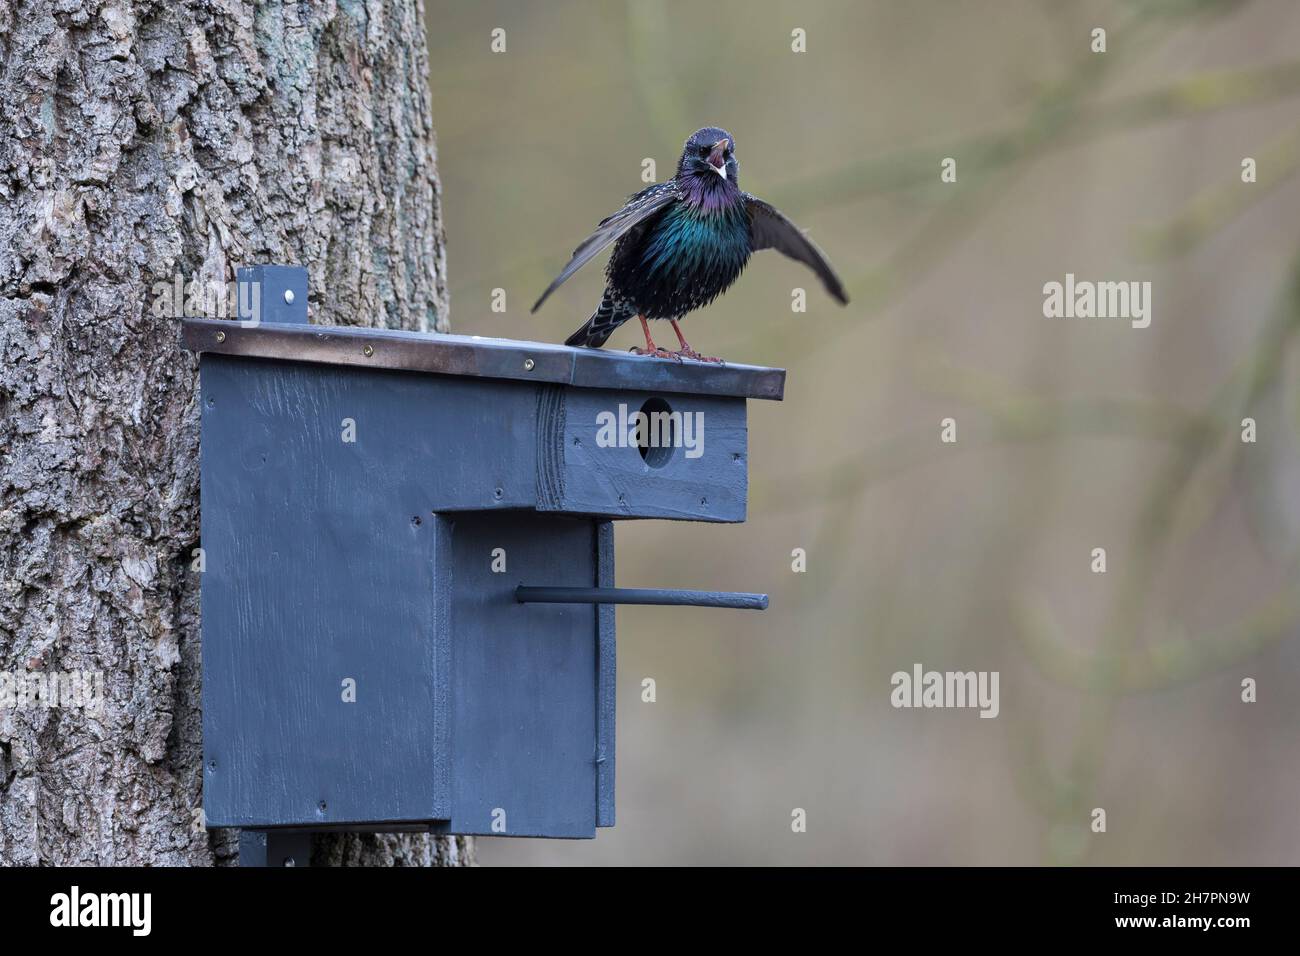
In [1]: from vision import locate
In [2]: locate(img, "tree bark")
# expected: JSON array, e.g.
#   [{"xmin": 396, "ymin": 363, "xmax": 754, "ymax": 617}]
[{"xmin": 0, "ymin": 0, "xmax": 471, "ymax": 865}]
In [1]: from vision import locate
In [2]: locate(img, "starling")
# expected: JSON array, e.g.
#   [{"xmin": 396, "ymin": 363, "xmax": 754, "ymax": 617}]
[{"xmin": 532, "ymin": 126, "xmax": 849, "ymax": 362}]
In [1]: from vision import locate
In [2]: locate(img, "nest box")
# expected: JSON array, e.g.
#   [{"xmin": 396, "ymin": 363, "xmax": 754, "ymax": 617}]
[{"xmin": 184, "ymin": 266, "xmax": 783, "ymax": 861}]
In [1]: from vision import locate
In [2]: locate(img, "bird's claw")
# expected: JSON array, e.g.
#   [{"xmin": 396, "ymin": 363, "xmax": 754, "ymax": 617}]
[
  {"xmin": 630, "ymin": 346, "xmax": 682, "ymax": 362},
  {"xmin": 672, "ymin": 347, "xmax": 724, "ymax": 365}
]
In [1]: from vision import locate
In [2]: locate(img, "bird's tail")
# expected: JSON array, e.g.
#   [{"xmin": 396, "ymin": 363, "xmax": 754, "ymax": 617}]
[{"xmin": 565, "ymin": 289, "xmax": 633, "ymax": 349}]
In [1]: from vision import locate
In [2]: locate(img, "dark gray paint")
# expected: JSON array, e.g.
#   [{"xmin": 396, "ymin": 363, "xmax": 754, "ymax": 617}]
[
  {"xmin": 199, "ymin": 356, "xmax": 619, "ymax": 836},
  {"xmin": 238, "ymin": 829, "xmax": 312, "ymax": 867},
  {"xmin": 196, "ymin": 313, "xmax": 776, "ymax": 840},
  {"xmin": 440, "ymin": 512, "xmax": 598, "ymax": 838},
  {"xmin": 201, "ymin": 355, "xmax": 448, "ymax": 828},
  {"xmin": 595, "ymin": 521, "xmax": 616, "ymax": 827},
  {"xmin": 236, "ymin": 265, "xmax": 309, "ymax": 326},
  {"xmin": 545, "ymin": 386, "xmax": 749, "ymax": 523},
  {"xmin": 516, "ymin": 586, "xmax": 768, "ymax": 610}
]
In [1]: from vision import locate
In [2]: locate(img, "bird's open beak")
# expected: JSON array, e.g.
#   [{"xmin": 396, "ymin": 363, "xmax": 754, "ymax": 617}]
[{"xmin": 708, "ymin": 139, "xmax": 729, "ymax": 177}]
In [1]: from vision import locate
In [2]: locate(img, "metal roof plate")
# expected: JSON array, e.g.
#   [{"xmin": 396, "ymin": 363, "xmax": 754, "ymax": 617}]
[{"xmin": 181, "ymin": 318, "xmax": 785, "ymax": 401}]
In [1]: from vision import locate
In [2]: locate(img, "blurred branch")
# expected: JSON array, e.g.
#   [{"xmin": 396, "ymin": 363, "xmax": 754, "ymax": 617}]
[
  {"xmin": 775, "ymin": 62, "xmax": 1300, "ymax": 217},
  {"xmin": 1014, "ymin": 580, "xmax": 1300, "ymax": 694},
  {"xmin": 755, "ymin": 380, "xmax": 1209, "ymax": 516},
  {"xmin": 625, "ymin": 1, "xmax": 696, "ymax": 148},
  {"xmin": 1032, "ymin": 252, "xmax": 1300, "ymax": 860},
  {"xmin": 764, "ymin": 57, "xmax": 1300, "ymax": 367},
  {"xmin": 771, "ymin": 225, "xmax": 1300, "ymax": 864},
  {"xmin": 454, "ymin": 12, "xmax": 1299, "ymax": 322},
  {"xmin": 1136, "ymin": 120, "xmax": 1300, "ymax": 260}
]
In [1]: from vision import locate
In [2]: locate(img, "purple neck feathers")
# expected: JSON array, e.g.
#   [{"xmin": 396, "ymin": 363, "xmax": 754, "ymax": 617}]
[{"xmin": 680, "ymin": 173, "xmax": 741, "ymax": 213}]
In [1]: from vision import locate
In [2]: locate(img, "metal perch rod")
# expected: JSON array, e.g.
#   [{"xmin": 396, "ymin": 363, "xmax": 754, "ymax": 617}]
[{"xmin": 515, "ymin": 586, "xmax": 768, "ymax": 610}]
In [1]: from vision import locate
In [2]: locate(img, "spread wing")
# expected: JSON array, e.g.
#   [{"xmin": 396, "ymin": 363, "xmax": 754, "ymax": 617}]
[
  {"xmin": 745, "ymin": 195, "xmax": 849, "ymax": 305},
  {"xmin": 531, "ymin": 181, "xmax": 681, "ymax": 313}
]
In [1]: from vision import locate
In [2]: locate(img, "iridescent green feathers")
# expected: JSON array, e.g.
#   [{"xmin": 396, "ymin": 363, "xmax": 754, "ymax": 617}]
[{"xmin": 534, "ymin": 127, "xmax": 848, "ymax": 352}]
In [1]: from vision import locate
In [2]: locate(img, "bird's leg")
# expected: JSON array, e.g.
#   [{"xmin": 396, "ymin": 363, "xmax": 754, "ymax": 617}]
[
  {"xmin": 668, "ymin": 319, "xmax": 724, "ymax": 364},
  {"xmin": 630, "ymin": 315, "xmax": 680, "ymax": 361}
]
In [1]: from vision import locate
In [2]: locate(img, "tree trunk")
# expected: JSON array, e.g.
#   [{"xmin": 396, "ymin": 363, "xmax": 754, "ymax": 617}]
[{"xmin": 0, "ymin": 0, "xmax": 472, "ymax": 866}]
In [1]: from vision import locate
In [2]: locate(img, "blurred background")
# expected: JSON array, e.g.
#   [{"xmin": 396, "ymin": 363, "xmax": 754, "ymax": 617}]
[{"xmin": 425, "ymin": 0, "xmax": 1300, "ymax": 864}]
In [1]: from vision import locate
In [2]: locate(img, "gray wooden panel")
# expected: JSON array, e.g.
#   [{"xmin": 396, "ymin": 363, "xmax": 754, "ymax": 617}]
[
  {"xmin": 444, "ymin": 512, "xmax": 599, "ymax": 838},
  {"xmin": 202, "ymin": 354, "xmax": 474, "ymax": 826},
  {"xmin": 547, "ymin": 388, "xmax": 749, "ymax": 522},
  {"xmin": 595, "ymin": 521, "xmax": 616, "ymax": 827}
]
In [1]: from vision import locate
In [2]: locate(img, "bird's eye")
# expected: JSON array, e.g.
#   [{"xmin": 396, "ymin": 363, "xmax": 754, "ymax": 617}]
[{"xmin": 698, "ymin": 145, "xmax": 710, "ymax": 157}]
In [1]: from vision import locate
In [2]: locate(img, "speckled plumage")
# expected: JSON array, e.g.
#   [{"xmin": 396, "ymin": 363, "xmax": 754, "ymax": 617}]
[
  {"xmin": 532, "ymin": 127, "xmax": 849, "ymax": 356},
  {"xmin": 606, "ymin": 187, "xmax": 751, "ymax": 322}
]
